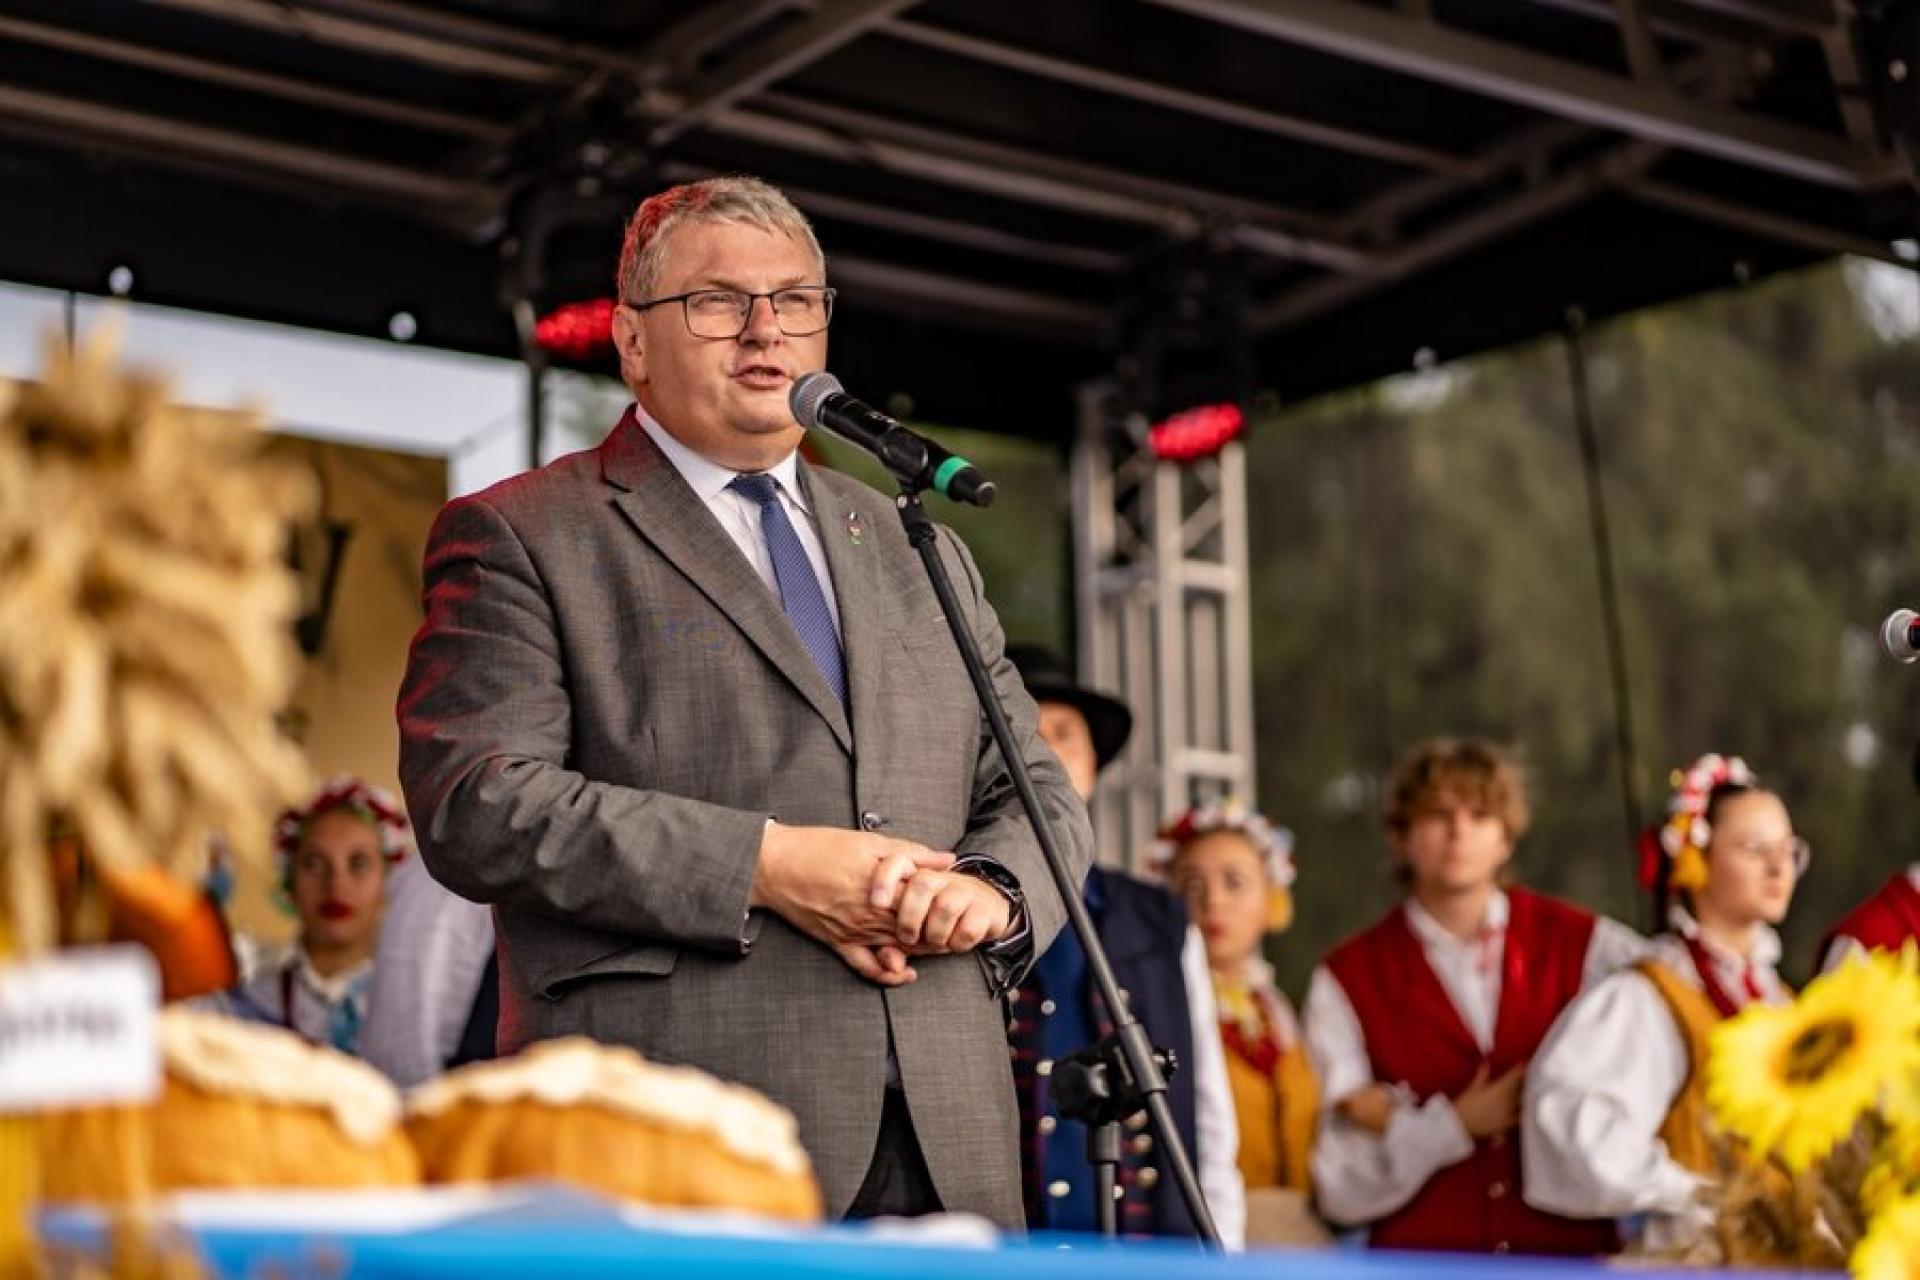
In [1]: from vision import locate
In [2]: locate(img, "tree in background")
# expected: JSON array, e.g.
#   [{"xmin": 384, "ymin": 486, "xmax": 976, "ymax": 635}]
[{"xmin": 1250, "ymin": 259, "xmax": 1920, "ymax": 996}]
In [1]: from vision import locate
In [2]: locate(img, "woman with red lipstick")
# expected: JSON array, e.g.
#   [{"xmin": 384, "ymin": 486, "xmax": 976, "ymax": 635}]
[{"xmin": 203, "ymin": 776, "xmax": 410, "ymax": 1054}]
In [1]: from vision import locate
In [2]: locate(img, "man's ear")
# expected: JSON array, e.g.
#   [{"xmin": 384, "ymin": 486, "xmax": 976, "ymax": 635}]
[{"xmin": 612, "ymin": 305, "xmax": 647, "ymax": 384}]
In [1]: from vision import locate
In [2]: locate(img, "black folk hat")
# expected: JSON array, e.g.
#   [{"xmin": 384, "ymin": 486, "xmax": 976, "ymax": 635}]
[{"xmin": 1006, "ymin": 645, "xmax": 1134, "ymax": 770}]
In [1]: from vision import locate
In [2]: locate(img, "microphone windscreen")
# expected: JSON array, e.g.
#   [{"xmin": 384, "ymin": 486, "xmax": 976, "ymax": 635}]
[
  {"xmin": 788, "ymin": 371, "xmax": 844, "ymax": 430},
  {"xmin": 1883, "ymin": 608, "xmax": 1920, "ymax": 663}
]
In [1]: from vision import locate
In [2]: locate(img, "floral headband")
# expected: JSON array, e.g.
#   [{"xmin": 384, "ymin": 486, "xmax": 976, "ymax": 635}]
[
  {"xmin": 1638, "ymin": 752, "xmax": 1756, "ymax": 894},
  {"xmin": 1148, "ymin": 797, "xmax": 1296, "ymax": 887},
  {"xmin": 274, "ymin": 775, "xmax": 413, "ymax": 871}
]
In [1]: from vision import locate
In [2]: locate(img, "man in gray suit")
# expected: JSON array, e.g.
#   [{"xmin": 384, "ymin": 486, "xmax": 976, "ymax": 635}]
[{"xmin": 396, "ymin": 175, "xmax": 1092, "ymax": 1228}]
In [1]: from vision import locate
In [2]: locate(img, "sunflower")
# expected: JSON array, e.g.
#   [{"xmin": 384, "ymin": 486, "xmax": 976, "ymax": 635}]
[
  {"xmin": 1882, "ymin": 946, "xmax": 1920, "ymax": 1131},
  {"xmin": 1854, "ymin": 1192, "xmax": 1920, "ymax": 1280},
  {"xmin": 1709, "ymin": 951, "xmax": 1920, "ymax": 1172},
  {"xmin": 0, "ymin": 328, "xmax": 312, "ymax": 951},
  {"xmin": 1865, "ymin": 1121, "xmax": 1920, "ymax": 1221}
]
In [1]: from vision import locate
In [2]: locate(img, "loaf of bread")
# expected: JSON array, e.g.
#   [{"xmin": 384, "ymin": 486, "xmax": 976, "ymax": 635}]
[
  {"xmin": 405, "ymin": 1038, "xmax": 821, "ymax": 1223},
  {"xmin": 41, "ymin": 1007, "xmax": 418, "ymax": 1200}
]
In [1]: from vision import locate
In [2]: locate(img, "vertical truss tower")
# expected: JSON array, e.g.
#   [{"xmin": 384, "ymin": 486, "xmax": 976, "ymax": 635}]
[{"xmin": 1072, "ymin": 378, "xmax": 1256, "ymax": 870}]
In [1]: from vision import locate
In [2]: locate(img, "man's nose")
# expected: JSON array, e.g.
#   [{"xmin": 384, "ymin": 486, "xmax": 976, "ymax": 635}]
[{"xmin": 740, "ymin": 293, "xmax": 782, "ymax": 342}]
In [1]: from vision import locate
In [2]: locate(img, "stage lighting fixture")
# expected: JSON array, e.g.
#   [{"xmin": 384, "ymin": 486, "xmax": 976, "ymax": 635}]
[
  {"xmin": 533, "ymin": 298, "xmax": 616, "ymax": 361},
  {"xmin": 1148, "ymin": 402, "xmax": 1244, "ymax": 463}
]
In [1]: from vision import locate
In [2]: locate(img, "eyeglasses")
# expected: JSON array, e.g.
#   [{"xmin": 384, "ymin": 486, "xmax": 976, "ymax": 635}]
[
  {"xmin": 625, "ymin": 286, "xmax": 835, "ymax": 339},
  {"xmin": 1722, "ymin": 836, "xmax": 1812, "ymax": 875}
]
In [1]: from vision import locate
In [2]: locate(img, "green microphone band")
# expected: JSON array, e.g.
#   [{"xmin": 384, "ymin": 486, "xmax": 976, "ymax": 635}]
[{"xmin": 933, "ymin": 455, "xmax": 971, "ymax": 495}]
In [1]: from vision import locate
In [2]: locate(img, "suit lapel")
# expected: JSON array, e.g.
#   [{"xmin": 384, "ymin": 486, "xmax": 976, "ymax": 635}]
[
  {"xmin": 602, "ymin": 411, "xmax": 852, "ymax": 753},
  {"xmin": 804, "ymin": 462, "xmax": 886, "ymax": 767}
]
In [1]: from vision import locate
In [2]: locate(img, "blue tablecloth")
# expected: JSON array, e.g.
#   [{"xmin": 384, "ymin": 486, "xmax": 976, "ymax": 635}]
[{"xmin": 41, "ymin": 1187, "xmax": 1846, "ymax": 1279}]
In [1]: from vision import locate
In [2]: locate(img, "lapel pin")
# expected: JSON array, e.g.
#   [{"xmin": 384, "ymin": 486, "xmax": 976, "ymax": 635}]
[{"xmin": 845, "ymin": 510, "xmax": 865, "ymax": 546}]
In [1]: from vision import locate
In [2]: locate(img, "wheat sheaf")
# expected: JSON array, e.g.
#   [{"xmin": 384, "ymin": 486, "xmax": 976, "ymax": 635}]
[{"xmin": 0, "ymin": 327, "xmax": 314, "ymax": 954}]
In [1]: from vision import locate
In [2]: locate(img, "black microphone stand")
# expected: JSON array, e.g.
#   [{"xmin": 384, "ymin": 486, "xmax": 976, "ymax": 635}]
[{"xmin": 891, "ymin": 482, "xmax": 1222, "ymax": 1249}]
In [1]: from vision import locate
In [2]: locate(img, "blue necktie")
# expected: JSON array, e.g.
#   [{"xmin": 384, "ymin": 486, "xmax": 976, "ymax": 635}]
[{"xmin": 729, "ymin": 473, "xmax": 847, "ymax": 707}]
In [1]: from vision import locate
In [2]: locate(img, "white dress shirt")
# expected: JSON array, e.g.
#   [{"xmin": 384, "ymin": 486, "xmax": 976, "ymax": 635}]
[
  {"xmin": 1304, "ymin": 890, "xmax": 1647, "ymax": 1228},
  {"xmin": 1180, "ymin": 925, "xmax": 1249, "ymax": 1249},
  {"xmin": 1522, "ymin": 907, "xmax": 1788, "ymax": 1250},
  {"xmin": 638, "ymin": 409, "xmax": 842, "ymax": 637}
]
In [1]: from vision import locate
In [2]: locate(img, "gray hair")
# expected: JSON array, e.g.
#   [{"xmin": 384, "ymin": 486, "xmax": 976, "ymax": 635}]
[{"xmin": 616, "ymin": 175, "xmax": 825, "ymax": 302}]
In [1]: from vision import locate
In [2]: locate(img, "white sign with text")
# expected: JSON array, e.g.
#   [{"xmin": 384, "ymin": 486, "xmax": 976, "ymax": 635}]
[{"xmin": 0, "ymin": 946, "xmax": 159, "ymax": 1112}]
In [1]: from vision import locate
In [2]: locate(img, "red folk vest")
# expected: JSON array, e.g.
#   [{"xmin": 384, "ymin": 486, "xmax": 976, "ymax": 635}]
[
  {"xmin": 1819, "ymin": 872, "xmax": 1920, "ymax": 969},
  {"xmin": 1324, "ymin": 887, "xmax": 1618, "ymax": 1256}
]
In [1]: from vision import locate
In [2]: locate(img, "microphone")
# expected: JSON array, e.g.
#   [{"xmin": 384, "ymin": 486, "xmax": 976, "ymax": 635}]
[
  {"xmin": 1885, "ymin": 608, "xmax": 1920, "ymax": 664},
  {"xmin": 790, "ymin": 372, "xmax": 996, "ymax": 507}
]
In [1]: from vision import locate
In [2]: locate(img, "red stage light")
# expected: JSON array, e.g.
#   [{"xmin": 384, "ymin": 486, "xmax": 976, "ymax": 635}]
[
  {"xmin": 1148, "ymin": 402, "xmax": 1244, "ymax": 462},
  {"xmin": 533, "ymin": 297, "xmax": 616, "ymax": 361}
]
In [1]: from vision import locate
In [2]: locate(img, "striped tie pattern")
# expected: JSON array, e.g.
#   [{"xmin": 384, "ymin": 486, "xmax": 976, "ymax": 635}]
[{"xmin": 729, "ymin": 472, "xmax": 847, "ymax": 707}]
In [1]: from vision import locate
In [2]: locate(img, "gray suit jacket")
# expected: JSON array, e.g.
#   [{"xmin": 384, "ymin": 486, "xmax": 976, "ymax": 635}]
[{"xmin": 396, "ymin": 409, "xmax": 1093, "ymax": 1227}]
